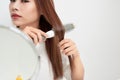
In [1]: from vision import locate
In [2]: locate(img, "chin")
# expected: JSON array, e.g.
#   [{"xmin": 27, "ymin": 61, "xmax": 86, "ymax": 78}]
[{"xmin": 12, "ymin": 21, "xmax": 24, "ymax": 27}]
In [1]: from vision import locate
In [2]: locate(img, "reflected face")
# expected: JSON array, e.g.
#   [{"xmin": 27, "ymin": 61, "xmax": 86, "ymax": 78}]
[{"xmin": 9, "ymin": 0, "xmax": 40, "ymax": 28}]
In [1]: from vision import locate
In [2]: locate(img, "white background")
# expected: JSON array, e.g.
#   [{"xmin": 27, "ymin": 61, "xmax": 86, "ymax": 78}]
[{"xmin": 0, "ymin": 0, "xmax": 120, "ymax": 80}]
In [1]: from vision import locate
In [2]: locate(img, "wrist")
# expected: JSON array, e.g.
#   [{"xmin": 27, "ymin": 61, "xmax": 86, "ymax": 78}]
[
  {"xmin": 72, "ymin": 53, "xmax": 80, "ymax": 58},
  {"xmin": 69, "ymin": 53, "xmax": 80, "ymax": 59}
]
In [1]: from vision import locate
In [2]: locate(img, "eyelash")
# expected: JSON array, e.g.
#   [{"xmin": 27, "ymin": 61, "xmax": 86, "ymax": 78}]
[
  {"xmin": 10, "ymin": 0, "xmax": 29, "ymax": 3},
  {"xmin": 22, "ymin": 0, "xmax": 29, "ymax": 2},
  {"xmin": 10, "ymin": 0, "xmax": 15, "ymax": 2}
]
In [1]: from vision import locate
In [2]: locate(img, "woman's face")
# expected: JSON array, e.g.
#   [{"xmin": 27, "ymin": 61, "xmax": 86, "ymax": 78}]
[{"xmin": 9, "ymin": 0, "xmax": 40, "ymax": 28}]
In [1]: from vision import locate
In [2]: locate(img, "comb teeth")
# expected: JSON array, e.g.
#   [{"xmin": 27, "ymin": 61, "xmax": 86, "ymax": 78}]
[{"xmin": 64, "ymin": 23, "xmax": 75, "ymax": 32}]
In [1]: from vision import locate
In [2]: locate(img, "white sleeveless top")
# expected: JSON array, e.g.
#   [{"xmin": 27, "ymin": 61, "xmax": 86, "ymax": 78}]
[{"xmin": 31, "ymin": 42, "xmax": 71, "ymax": 80}]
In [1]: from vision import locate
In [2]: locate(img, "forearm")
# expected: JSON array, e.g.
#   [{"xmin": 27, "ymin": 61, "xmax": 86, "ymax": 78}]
[{"xmin": 69, "ymin": 54, "xmax": 84, "ymax": 80}]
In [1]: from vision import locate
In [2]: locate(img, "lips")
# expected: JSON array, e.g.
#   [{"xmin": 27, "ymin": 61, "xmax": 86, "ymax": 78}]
[{"xmin": 11, "ymin": 13, "xmax": 22, "ymax": 19}]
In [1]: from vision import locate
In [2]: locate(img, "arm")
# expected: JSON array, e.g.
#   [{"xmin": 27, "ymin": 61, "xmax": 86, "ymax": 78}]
[
  {"xmin": 69, "ymin": 54, "xmax": 84, "ymax": 80},
  {"xmin": 59, "ymin": 39, "xmax": 84, "ymax": 80}
]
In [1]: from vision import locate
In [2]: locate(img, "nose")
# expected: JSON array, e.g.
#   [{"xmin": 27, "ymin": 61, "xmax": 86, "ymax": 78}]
[{"xmin": 10, "ymin": 1, "xmax": 20, "ymax": 11}]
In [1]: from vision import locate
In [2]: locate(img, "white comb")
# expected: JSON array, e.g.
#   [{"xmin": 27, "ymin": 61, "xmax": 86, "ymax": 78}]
[
  {"xmin": 45, "ymin": 23, "xmax": 75, "ymax": 39},
  {"xmin": 46, "ymin": 30, "xmax": 55, "ymax": 38}
]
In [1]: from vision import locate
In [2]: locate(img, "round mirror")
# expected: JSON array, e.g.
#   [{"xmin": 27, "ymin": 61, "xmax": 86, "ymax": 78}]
[{"xmin": 0, "ymin": 25, "xmax": 39, "ymax": 80}]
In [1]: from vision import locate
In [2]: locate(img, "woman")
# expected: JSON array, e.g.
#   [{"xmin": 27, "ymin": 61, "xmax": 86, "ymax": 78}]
[{"xmin": 9, "ymin": 0, "xmax": 84, "ymax": 80}]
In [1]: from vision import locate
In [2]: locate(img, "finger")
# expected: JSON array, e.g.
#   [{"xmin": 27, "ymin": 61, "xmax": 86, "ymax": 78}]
[
  {"xmin": 27, "ymin": 31, "xmax": 38, "ymax": 44},
  {"xmin": 29, "ymin": 28, "xmax": 48, "ymax": 42},
  {"xmin": 62, "ymin": 45, "xmax": 76, "ymax": 55},
  {"xmin": 59, "ymin": 39, "xmax": 71, "ymax": 47},
  {"xmin": 66, "ymin": 50, "xmax": 77, "ymax": 56},
  {"xmin": 60, "ymin": 40, "xmax": 75, "ymax": 50},
  {"xmin": 39, "ymin": 30, "xmax": 48, "ymax": 38},
  {"xmin": 60, "ymin": 42, "xmax": 73, "ymax": 50},
  {"xmin": 29, "ymin": 28, "xmax": 42, "ymax": 42},
  {"xmin": 66, "ymin": 46, "xmax": 79, "ymax": 56},
  {"xmin": 29, "ymin": 27, "xmax": 48, "ymax": 38},
  {"xmin": 34, "ymin": 31, "xmax": 42, "ymax": 43}
]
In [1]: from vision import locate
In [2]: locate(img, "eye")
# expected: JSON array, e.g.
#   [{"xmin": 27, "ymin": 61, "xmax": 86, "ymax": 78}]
[
  {"xmin": 21, "ymin": 0, "xmax": 29, "ymax": 3},
  {"xmin": 10, "ymin": 0, "xmax": 16, "ymax": 2}
]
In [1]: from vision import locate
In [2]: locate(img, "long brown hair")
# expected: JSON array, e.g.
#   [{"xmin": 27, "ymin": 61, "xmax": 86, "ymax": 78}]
[{"xmin": 35, "ymin": 0, "xmax": 65, "ymax": 79}]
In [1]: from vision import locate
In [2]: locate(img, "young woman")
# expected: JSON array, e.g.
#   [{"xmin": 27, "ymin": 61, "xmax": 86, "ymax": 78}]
[{"xmin": 9, "ymin": 0, "xmax": 84, "ymax": 80}]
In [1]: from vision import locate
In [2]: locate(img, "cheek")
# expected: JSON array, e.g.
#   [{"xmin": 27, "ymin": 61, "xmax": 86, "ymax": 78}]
[
  {"xmin": 27, "ymin": 10, "xmax": 39, "ymax": 22},
  {"xmin": 31, "ymin": 9, "xmax": 39, "ymax": 18},
  {"xmin": 24, "ymin": 5, "xmax": 39, "ymax": 21},
  {"xmin": 9, "ymin": 4, "xmax": 12, "ymax": 12}
]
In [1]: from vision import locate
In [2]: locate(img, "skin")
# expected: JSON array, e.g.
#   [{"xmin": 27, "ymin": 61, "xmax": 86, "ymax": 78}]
[
  {"xmin": 9, "ymin": 0, "xmax": 84, "ymax": 80},
  {"xmin": 59, "ymin": 39, "xmax": 84, "ymax": 80},
  {"xmin": 9, "ymin": 0, "xmax": 47, "ymax": 44}
]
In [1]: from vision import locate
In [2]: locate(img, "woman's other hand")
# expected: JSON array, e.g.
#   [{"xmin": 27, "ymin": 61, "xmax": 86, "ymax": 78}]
[
  {"xmin": 59, "ymin": 39, "xmax": 79, "ymax": 57},
  {"xmin": 59, "ymin": 39, "xmax": 84, "ymax": 80}
]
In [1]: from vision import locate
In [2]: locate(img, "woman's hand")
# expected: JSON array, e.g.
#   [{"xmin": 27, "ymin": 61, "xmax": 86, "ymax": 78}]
[
  {"xmin": 59, "ymin": 39, "xmax": 84, "ymax": 80},
  {"xmin": 22, "ymin": 26, "xmax": 48, "ymax": 44},
  {"xmin": 59, "ymin": 39, "xmax": 79, "ymax": 57}
]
